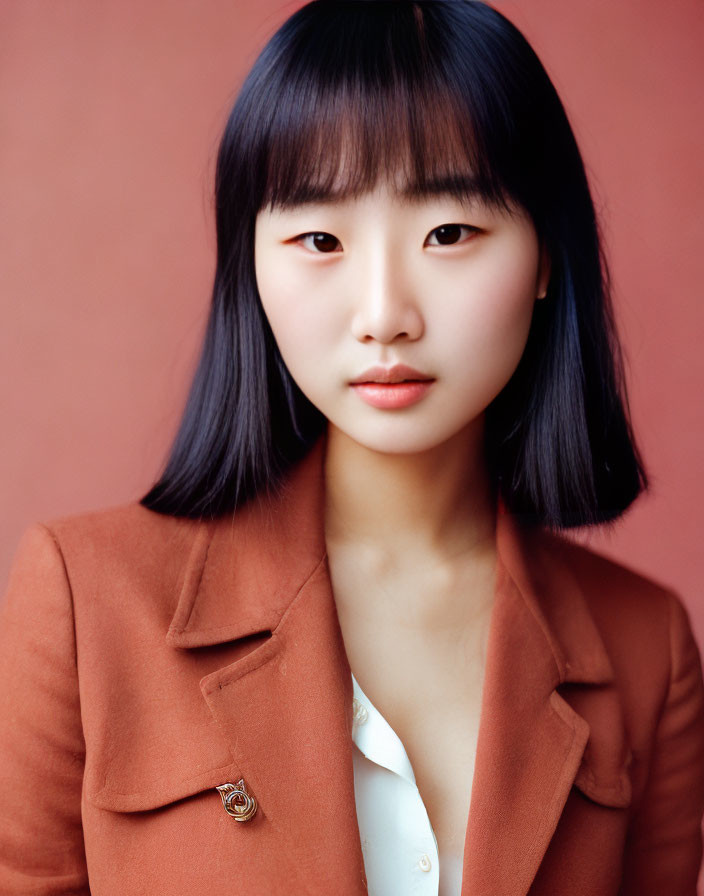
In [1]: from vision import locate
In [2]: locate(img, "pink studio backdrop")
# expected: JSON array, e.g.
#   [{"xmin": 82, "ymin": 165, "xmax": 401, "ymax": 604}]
[{"xmin": 1, "ymin": 3, "xmax": 703, "ymax": 874}]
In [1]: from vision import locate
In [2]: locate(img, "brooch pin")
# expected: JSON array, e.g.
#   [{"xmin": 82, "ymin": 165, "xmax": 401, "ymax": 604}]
[{"xmin": 216, "ymin": 778, "xmax": 258, "ymax": 822}]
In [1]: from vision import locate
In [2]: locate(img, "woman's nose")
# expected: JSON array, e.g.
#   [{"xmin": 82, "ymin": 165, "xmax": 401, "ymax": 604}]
[{"xmin": 349, "ymin": 247, "xmax": 424, "ymax": 344}]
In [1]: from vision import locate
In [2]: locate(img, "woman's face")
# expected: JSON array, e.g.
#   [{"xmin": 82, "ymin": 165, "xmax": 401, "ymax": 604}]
[{"xmin": 254, "ymin": 176, "xmax": 549, "ymax": 455}]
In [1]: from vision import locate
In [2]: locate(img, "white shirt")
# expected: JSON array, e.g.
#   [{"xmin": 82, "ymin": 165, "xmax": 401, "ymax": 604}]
[{"xmin": 350, "ymin": 671, "xmax": 466, "ymax": 896}]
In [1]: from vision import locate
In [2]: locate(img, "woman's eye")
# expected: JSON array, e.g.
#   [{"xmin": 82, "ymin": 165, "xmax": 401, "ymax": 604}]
[
  {"xmin": 295, "ymin": 232, "xmax": 341, "ymax": 253},
  {"xmin": 293, "ymin": 224, "xmax": 479, "ymax": 253},
  {"xmin": 426, "ymin": 224, "xmax": 479, "ymax": 246}
]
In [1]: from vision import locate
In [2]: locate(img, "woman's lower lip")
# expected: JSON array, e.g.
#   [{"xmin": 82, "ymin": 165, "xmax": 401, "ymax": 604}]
[{"xmin": 350, "ymin": 380, "xmax": 435, "ymax": 409}]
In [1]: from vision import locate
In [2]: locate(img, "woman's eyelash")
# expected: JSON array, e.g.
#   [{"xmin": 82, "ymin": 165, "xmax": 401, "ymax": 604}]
[
  {"xmin": 294, "ymin": 224, "xmax": 479, "ymax": 253},
  {"xmin": 295, "ymin": 232, "xmax": 341, "ymax": 253},
  {"xmin": 426, "ymin": 224, "xmax": 480, "ymax": 246}
]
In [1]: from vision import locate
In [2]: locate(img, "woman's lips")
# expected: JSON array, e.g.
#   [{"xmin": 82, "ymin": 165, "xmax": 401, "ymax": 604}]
[
  {"xmin": 350, "ymin": 380, "xmax": 435, "ymax": 409},
  {"xmin": 349, "ymin": 363, "xmax": 431, "ymax": 384}
]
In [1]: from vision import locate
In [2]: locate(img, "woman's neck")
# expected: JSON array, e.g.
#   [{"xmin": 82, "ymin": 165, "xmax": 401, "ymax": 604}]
[
  {"xmin": 324, "ymin": 417, "xmax": 496, "ymax": 559},
  {"xmin": 323, "ymin": 419, "xmax": 498, "ymax": 631}
]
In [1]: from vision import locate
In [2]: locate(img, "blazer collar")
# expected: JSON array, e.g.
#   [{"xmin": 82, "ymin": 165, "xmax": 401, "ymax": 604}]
[
  {"xmin": 167, "ymin": 433, "xmax": 614, "ymax": 685},
  {"xmin": 166, "ymin": 434, "xmax": 632, "ymax": 896}
]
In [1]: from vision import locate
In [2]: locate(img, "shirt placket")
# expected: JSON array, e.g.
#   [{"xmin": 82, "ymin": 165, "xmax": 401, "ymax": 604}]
[{"xmin": 351, "ymin": 672, "xmax": 440, "ymax": 894}]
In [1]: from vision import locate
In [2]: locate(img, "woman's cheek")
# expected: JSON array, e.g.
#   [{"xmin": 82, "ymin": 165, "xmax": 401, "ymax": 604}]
[
  {"xmin": 258, "ymin": 259, "xmax": 326, "ymax": 342},
  {"xmin": 475, "ymin": 247, "xmax": 538, "ymax": 342},
  {"xmin": 438, "ymin": 270, "xmax": 536, "ymax": 401},
  {"xmin": 438, "ymin": 266, "xmax": 530, "ymax": 345},
  {"xmin": 262, "ymin": 291, "xmax": 343, "ymax": 399}
]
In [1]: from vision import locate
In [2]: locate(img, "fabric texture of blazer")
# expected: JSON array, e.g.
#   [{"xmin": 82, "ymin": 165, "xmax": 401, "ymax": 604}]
[{"xmin": 1, "ymin": 434, "xmax": 704, "ymax": 895}]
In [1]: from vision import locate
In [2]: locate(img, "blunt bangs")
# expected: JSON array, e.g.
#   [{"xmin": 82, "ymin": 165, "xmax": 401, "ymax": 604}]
[
  {"xmin": 141, "ymin": 0, "xmax": 649, "ymax": 529},
  {"xmin": 255, "ymin": 3, "xmax": 514, "ymax": 218}
]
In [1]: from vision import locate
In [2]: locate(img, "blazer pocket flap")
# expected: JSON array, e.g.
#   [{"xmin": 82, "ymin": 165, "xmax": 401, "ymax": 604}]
[
  {"xmin": 572, "ymin": 749, "xmax": 633, "ymax": 808},
  {"xmin": 87, "ymin": 760, "xmax": 246, "ymax": 813}
]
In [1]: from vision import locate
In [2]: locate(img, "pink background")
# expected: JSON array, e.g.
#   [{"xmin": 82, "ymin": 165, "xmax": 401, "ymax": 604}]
[{"xmin": 1, "ymin": 1, "xmax": 703, "ymax": 872}]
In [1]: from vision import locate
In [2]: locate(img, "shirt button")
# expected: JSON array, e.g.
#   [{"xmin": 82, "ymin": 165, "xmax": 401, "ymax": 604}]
[
  {"xmin": 419, "ymin": 854, "xmax": 432, "ymax": 872},
  {"xmin": 352, "ymin": 698, "xmax": 369, "ymax": 725}
]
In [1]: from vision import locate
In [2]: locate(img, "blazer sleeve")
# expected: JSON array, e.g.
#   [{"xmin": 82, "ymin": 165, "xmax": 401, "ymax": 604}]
[
  {"xmin": 0, "ymin": 524, "xmax": 89, "ymax": 895},
  {"xmin": 620, "ymin": 589, "xmax": 704, "ymax": 895}
]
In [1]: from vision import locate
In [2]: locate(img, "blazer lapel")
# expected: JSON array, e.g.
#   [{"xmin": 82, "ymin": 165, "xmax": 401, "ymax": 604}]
[
  {"xmin": 165, "ymin": 435, "xmax": 632, "ymax": 896},
  {"xmin": 166, "ymin": 437, "xmax": 367, "ymax": 895},
  {"xmin": 459, "ymin": 507, "xmax": 632, "ymax": 896}
]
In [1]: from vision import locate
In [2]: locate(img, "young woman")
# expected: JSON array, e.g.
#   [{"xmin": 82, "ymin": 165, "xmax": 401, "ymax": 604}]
[{"xmin": 1, "ymin": 2, "xmax": 703, "ymax": 894}]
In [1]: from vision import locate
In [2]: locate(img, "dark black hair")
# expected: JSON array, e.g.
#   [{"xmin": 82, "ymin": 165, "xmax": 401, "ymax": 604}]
[{"xmin": 140, "ymin": 0, "xmax": 648, "ymax": 530}]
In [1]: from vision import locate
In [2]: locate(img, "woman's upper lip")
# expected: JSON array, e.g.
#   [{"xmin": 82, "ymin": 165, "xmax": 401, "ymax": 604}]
[{"xmin": 349, "ymin": 364, "xmax": 434, "ymax": 384}]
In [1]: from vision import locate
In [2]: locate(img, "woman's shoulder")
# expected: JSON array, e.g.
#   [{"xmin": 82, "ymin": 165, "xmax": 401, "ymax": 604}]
[
  {"xmin": 6, "ymin": 502, "xmax": 210, "ymax": 629},
  {"xmin": 27, "ymin": 500, "xmax": 210, "ymax": 589},
  {"xmin": 534, "ymin": 525, "xmax": 678, "ymax": 602},
  {"xmin": 528, "ymin": 525, "xmax": 699, "ymax": 688},
  {"xmin": 42, "ymin": 499, "xmax": 204, "ymax": 560}
]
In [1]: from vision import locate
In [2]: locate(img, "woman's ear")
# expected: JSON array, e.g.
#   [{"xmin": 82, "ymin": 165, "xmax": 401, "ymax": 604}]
[{"xmin": 536, "ymin": 241, "xmax": 551, "ymax": 300}]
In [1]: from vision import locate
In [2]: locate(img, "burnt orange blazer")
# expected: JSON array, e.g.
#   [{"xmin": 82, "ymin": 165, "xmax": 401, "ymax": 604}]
[{"xmin": 2, "ymin": 436, "xmax": 704, "ymax": 895}]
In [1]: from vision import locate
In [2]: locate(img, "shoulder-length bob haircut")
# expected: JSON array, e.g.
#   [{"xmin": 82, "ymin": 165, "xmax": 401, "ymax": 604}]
[{"xmin": 141, "ymin": 0, "xmax": 648, "ymax": 530}]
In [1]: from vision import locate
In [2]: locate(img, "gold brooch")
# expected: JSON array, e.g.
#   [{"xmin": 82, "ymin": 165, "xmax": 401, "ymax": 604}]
[{"xmin": 216, "ymin": 778, "xmax": 258, "ymax": 822}]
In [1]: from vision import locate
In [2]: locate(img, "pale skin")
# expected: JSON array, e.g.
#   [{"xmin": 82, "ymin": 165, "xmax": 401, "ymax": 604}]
[{"xmin": 254, "ymin": 173, "xmax": 550, "ymax": 861}]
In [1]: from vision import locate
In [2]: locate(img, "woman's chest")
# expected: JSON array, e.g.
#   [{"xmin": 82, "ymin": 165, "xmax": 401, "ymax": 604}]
[
  {"xmin": 341, "ymin": 601, "xmax": 491, "ymax": 858},
  {"xmin": 359, "ymin": 657, "xmax": 485, "ymax": 856}
]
